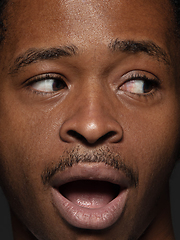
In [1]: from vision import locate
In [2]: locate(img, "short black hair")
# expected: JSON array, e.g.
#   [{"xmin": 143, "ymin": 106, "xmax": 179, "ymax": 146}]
[
  {"xmin": 0, "ymin": 0, "xmax": 7, "ymax": 43},
  {"xmin": 0, "ymin": 0, "xmax": 180, "ymax": 43},
  {"xmin": 171, "ymin": 0, "xmax": 180, "ymax": 29}
]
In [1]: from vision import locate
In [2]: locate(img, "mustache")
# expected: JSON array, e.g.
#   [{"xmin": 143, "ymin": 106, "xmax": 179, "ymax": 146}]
[{"xmin": 41, "ymin": 146, "xmax": 139, "ymax": 187}]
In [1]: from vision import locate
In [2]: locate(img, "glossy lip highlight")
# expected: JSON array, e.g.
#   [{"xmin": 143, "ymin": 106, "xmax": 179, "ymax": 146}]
[{"xmin": 50, "ymin": 162, "xmax": 131, "ymax": 229}]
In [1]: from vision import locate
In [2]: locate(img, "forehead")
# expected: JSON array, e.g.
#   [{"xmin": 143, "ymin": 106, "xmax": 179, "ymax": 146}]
[{"xmin": 3, "ymin": 0, "xmax": 175, "ymax": 57}]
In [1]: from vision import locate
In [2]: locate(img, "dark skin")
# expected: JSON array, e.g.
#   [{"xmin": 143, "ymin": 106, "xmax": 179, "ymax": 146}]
[{"xmin": 0, "ymin": 0, "xmax": 180, "ymax": 239}]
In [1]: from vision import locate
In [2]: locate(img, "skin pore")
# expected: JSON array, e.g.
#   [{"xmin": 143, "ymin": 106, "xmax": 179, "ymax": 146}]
[{"xmin": 0, "ymin": 0, "xmax": 180, "ymax": 239}]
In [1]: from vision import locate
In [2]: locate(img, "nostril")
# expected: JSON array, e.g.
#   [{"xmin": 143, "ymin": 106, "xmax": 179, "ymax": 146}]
[
  {"xmin": 102, "ymin": 131, "xmax": 117, "ymax": 139},
  {"xmin": 67, "ymin": 130, "xmax": 120, "ymax": 145},
  {"xmin": 60, "ymin": 116, "xmax": 123, "ymax": 145},
  {"xmin": 98, "ymin": 131, "xmax": 117, "ymax": 142},
  {"xmin": 67, "ymin": 130, "xmax": 87, "ymax": 142}
]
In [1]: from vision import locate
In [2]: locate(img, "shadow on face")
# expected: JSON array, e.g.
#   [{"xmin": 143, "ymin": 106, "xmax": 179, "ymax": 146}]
[{"xmin": 0, "ymin": 0, "xmax": 180, "ymax": 239}]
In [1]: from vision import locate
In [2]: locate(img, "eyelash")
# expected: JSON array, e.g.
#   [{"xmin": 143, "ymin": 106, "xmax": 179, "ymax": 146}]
[
  {"xmin": 127, "ymin": 73, "xmax": 158, "ymax": 84},
  {"xmin": 27, "ymin": 73, "xmax": 65, "ymax": 83},
  {"xmin": 25, "ymin": 73, "xmax": 67, "ymax": 95},
  {"xmin": 122, "ymin": 73, "xmax": 160, "ymax": 93},
  {"xmin": 24, "ymin": 72, "xmax": 160, "ymax": 102}
]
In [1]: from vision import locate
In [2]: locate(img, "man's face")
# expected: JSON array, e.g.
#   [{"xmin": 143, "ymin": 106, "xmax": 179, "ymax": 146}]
[{"xmin": 0, "ymin": 0, "xmax": 180, "ymax": 239}]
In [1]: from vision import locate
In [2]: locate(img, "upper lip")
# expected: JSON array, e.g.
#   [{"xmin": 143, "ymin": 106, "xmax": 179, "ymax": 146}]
[{"xmin": 50, "ymin": 162, "xmax": 132, "ymax": 189}]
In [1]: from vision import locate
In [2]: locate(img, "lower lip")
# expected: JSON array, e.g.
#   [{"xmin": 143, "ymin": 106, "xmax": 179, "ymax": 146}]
[{"xmin": 51, "ymin": 187, "xmax": 128, "ymax": 230}]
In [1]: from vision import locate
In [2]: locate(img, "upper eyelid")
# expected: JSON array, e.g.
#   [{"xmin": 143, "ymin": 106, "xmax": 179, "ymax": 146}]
[
  {"xmin": 127, "ymin": 74, "xmax": 156, "ymax": 80},
  {"xmin": 121, "ymin": 72, "xmax": 161, "ymax": 84},
  {"xmin": 125, "ymin": 75, "xmax": 159, "ymax": 85},
  {"xmin": 126, "ymin": 75, "xmax": 155, "ymax": 82},
  {"xmin": 23, "ymin": 71, "xmax": 160, "ymax": 87},
  {"xmin": 25, "ymin": 74, "xmax": 68, "ymax": 95},
  {"xmin": 23, "ymin": 73, "xmax": 66, "ymax": 85},
  {"xmin": 118, "ymin": 72, "xmax": 161, "ymax": 95}
]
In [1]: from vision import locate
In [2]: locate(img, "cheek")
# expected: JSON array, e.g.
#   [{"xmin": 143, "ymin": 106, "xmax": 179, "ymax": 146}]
[
  {"xmin": 117, "ymin": 111, "xmax": 180, "ymax": 236},
  {"xmin": 0, "ymin": 104, "xmax": 54, "ymax": 197},
  {"xmin": 0, "ymin": 115, "xmax": 56, "ymax": 235},
  {"xmin": 0, "ymin": 102, "xmax": 72, "ymax": 239},
  {"xmin": 122, "ymin": 98, "xmax": 180, "ymax": 195},
  {"xmin": 132, "ymin": 120, "xmax": 179, "ymax": 183}
]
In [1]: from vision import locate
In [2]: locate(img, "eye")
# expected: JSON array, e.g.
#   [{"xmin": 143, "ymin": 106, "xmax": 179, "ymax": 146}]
[
  {"xmin": 29, "ymin": 74, "xmax": 67, "ymax": 93},
  {"xmin": 120, "ymin": 74, "xmax": 158, "ymax": 94}
]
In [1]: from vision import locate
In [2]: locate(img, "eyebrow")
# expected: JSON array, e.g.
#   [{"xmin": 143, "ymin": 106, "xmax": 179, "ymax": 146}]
[
  {"xmin": 9, "ymin": 44, "xmax": 78, "ymax": 74},
  {"xmin": 9, "ymin": 39, "xmax": 170, "ymax": 74},
  {"xmin": 108, "ymin": 39, "xmax": 170, "ymax": 65}
]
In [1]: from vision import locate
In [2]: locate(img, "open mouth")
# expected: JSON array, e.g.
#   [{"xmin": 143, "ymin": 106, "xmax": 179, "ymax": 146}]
[
  {"xmin": 59, "ymin": 180, "xmax": 121, "ymax": 209},
  {"xmin": 50, "ymin": 163, "xmax": 129, "ymax": 230}
]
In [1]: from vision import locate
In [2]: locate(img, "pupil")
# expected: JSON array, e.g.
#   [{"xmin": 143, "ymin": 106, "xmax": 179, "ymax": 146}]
[
  {"xmin": 143, "ymin": 81, "xmax": 153, "ymax": 93},
  {"xmin": 53, "ymin": 80, "xmax": 64, "ymax": 91}
]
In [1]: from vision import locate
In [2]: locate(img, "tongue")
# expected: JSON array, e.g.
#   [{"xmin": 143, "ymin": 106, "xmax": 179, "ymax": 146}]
[{"xmin": 59, "ymin": 180, "xmax": 119, "ymax": 209}]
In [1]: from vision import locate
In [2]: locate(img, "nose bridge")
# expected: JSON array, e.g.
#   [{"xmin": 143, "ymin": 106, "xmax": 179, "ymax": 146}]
[
  {"xmin": 59, "ymin": 79, "xmax": 123, "ymax": 145},
  {"xmin": 79, "ymin": 81, "xmax": 110, "ymax": 120}
]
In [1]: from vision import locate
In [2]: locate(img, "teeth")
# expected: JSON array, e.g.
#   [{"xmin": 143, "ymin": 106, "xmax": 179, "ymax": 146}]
[{"xmin": 59, "ymin": 180, "xmax": 120, "ymax": 209}]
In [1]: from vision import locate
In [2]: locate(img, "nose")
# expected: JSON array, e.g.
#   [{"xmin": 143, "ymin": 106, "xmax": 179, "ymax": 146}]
[{"xmin": 59, "ymin": 90, "xmax": 123, "ymax": 145}]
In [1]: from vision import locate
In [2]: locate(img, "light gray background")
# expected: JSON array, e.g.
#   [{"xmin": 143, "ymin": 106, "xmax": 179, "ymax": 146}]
[{"xmin": 0, "ymin": 161, "xmax": 180, "ymax": 240}]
